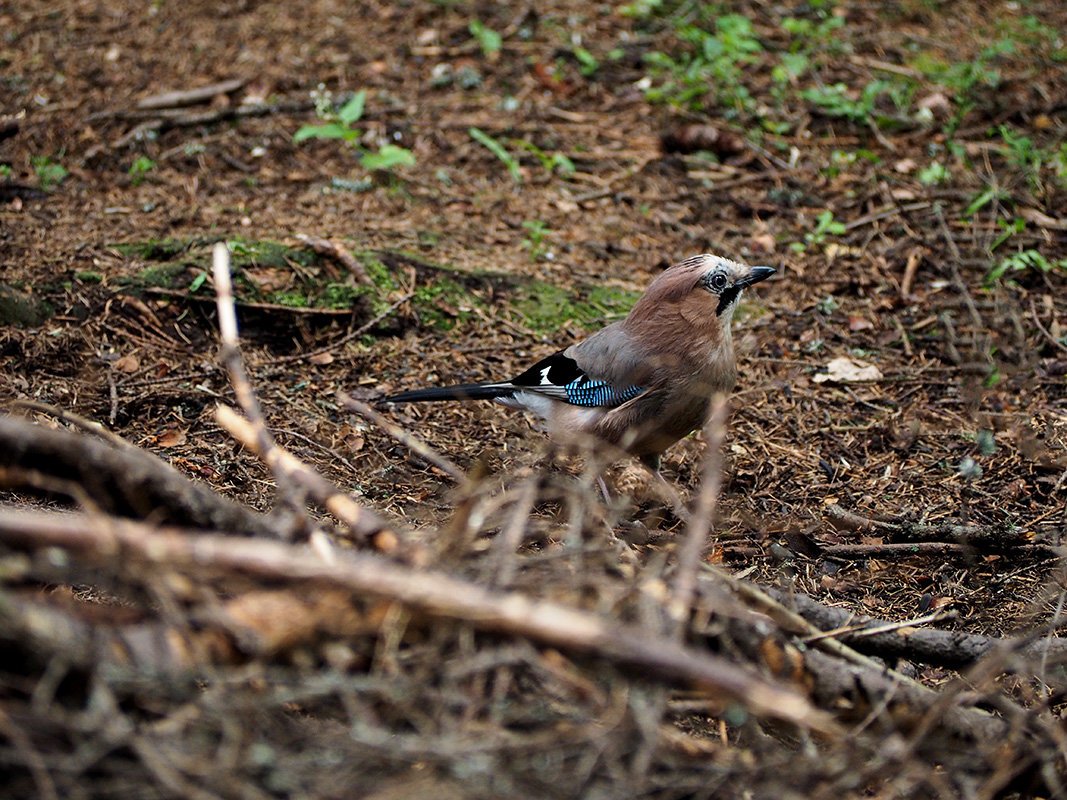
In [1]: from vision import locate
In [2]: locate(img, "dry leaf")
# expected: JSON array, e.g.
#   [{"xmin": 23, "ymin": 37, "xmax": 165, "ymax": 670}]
[
  {"xmin": 1019, "ymin": 207, "xmax": 1067, "ymax": 231},
  {"xmin": 113, "ymin": 353, "xmax": 140, "ymax": 373},
  {"xmin": 813, "ymin": 356, "xmax": 883, "ymax": 383},
  {"xmin": 750, "ymin": 232, "xmax": 776, "ymax": 253},
  {"xmin": 308, "ymin": 352, "xmax": 334, "ymax": 365},
  {"xmin": 157, "ymin": 428, "xmax": 187, "ymax": 448},
  {"xmin": 245, "ymin": 267, "xmax": 292, "ymax": 293},
  {"xmin": 848, "ymin": 315, "xmax": 872, "ymax": 332}
]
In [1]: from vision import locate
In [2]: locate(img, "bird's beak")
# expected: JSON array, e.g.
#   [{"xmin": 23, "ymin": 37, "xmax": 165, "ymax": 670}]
[{"xmin": 739, "ymin": 265, "xmax": 776, "ymax": 287}]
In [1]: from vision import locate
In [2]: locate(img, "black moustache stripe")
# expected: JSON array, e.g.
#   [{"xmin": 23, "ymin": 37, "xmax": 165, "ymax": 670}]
[{"xmin": 716, "ymin": 286, "xmax": 740, "ymax": 315}]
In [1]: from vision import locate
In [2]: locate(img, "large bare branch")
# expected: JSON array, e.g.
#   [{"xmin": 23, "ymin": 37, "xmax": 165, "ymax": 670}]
[
  {"xmin": 0, "ymin": 507, "xmax": 835, "ymax": 735},
  {"xmin": 0, "ymin": 415, "xmax": 275, "ymax": 538}
]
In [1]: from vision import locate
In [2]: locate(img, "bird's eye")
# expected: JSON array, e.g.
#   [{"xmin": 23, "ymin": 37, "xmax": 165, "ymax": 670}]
[{"xmin": 709, "ymin": 272, "xmax": 728, "ymax": 291}]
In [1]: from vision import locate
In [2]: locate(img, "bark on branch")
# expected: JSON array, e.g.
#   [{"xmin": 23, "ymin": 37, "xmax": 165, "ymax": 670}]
[
  {"xmin": 0, "ymin": 508, "xmax": 834, "ymax": 734},
  {"xmin": 0, "ymin": 415, "xmax": 275, "ymax": 537}
]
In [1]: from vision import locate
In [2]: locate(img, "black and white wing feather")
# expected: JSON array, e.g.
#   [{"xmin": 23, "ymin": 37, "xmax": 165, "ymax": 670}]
[
  {"xmin": 383, "ymin": 350, "xmax": 645, "ymax": 409},
  {"xmin": 509, "ymin": 351, "xmax": 645, "ymax": 408}
]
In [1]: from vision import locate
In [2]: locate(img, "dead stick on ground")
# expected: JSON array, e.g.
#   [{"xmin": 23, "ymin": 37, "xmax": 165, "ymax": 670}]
[
  {"xmin": 490, "ymin": 477, "xmax": 539, "ymax": 588},
  {"xmin": 0, "ymin": 415, "xmax": 274, "ymax": 537},
  {"xmin": 339, "ymin": 393, "xmax": 466, "ymax": 483},
  {"xmin": 772, "ymin": 589, "xmax": 1067, "ymax": 670},
  {"xmin": 213, "ymin": 243, "xmax": 306, "ymax": 533},
  {"xmin": 0, "ymin": 508, "xmax": 837, "ymax": 736},
  {"xmin": 294, "ymin": 234, "xmax": 375, "ymax": 287},
  {"xmin": 11, "ymin": 399, "xmax": 134, "ymax": 451},
  {"xmin": 802, "ymin": 608, "xmax": 956, "ymax": 645},
  {"xmin": 136, "ymin": 78, "xmax": 247, "ymax": 110},
  {"xmin": 216, "ymin": 404, "xmax": 394, "ymax": 543},
  {"xmin": 1030, "ymin": 296, "xmax": 1067, "ymax": 355},
  {"xmin": 934, "ymin": 204, "xmax": 984, "ymax": 330}
]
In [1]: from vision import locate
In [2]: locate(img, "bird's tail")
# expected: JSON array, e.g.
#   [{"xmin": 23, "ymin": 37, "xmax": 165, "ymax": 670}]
[{"xmin": 382, "ymin": 383, "xmax": 515, "ymax": 404}]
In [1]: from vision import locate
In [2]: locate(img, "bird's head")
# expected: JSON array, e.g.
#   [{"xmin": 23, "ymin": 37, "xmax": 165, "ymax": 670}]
[
  {"xmin": 636, "ymin": 254, "xmax": 775, "ymax": 324},
  {"xmin": 691, "ymin": 254, "xmax": 776, "ymax": 318}
]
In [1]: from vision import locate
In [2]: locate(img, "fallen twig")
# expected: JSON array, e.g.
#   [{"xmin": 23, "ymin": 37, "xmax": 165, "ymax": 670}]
[
  {"xmin": 670, "ymin": 393, "xmax": 728, "ymax": 632},
  {"xmin": 338, "ymin": 393, "xmax": 465, "ymax": 483},
  {"xmin": 136, "ymin": 79, "xmax": 247, "ymax": 111},
  {"xmin": 0, "ymin": 415, "xmax": 275, "ymax": 537},
  {"xmin": 216, "ymin": 405, "xmax": 395, "ymax": 543},
  {"xmin": 825, "ymin": 504, "xmax": 1057, "ymax": 553},
  {"xmin": 260, "ymin": 291, "xmax": 416, "ymax": 367},
  {"xmin": 294, "ymin": 234, "xmax": 375, "ymax": 287},
  {"xmin": 771, "ymin": 589, "xmax": 1067, "ymax": 672},
  {"xmin": 0, "ymin": 508, "xmax": 836, "ymax": 735}
]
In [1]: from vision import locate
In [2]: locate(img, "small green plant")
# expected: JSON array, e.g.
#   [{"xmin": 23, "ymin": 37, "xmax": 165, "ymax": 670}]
[
  {"xmin": 990, "ymin": 217, "xmax": 1024, "ymax": 251},
  {"xmin": 0, "ymin": 164, "xmax": 12, "ymax": 178},
  {"xmin": 360, "ymin": 145, "xmax": 415, "ymax": 172},
  {"xmin": 522, "ymin": 220, "xmax": 550, "ymax": 261},
  {"xmin": 469, "ymin": 127, "xmax": 522, "ymax": 182},
  {"xmin": 619, "ymin": 0, "xmax": 664, "ymax": 17},
  {"xmin": 986, "ymin": 249, "xmax": 1067, "ymax": 284},
  {"xmin": 807, "ymin": 210, "xmax": 846, "ymax": 245},
  {"xmin": 996, "ymin": 124, "xmax": 1043, "ymax": 189},
  {"xmin": 912, "ymin": 40, "xmax": 1010, "ymax": 124},
  {"xmin": 918, "ymin": 161, "xmax": 948, "ymax": 185},
  {"xmin": 771, "ymin": 52, "xmax": 809, "ymax": 86},
  {"xmin": 815, "ymin": 295, "xmax": 839, "ymax": 315},
  {"xmin": 802, "ymin": 79, "xmax": 890, "ymax": 122},
  {"xmin": 468, "ymin": 20, "xmax": 502, "ymax": 57},
  {"xmin": 572, "ymin": 46, "xmax": 599, "ymax": 76},
  {"xmin": 1052, "ymin": 143, "xmax": 1067, "ymax": 188},
  {"xmin": 129, "ymin": 156, "xmax": 156, "ymax": 185},
  {"xmin": 792, "ymin": 210, "xmax": 845, "ymax": 253},
  {"xmin": 294, "ymin": 90, "xmax": 366, "ymax": 144},
  {"xmin": 643, "ymin": 14, "xmax": 763, "ymax": 113},
  {"xmin": 513, "ymin": 139, "xmax": 575, "ymax": 177},
  {"xmin": 294, "ymin": 89, "xmax": 414, "ymax": 175},
  {"xmin": 964, "ymin": 187, "xmax": 1007, "ymax": 217},
  {"xmin": 30, "ymin": 155, "xmax": 67, "ymax": 190}
]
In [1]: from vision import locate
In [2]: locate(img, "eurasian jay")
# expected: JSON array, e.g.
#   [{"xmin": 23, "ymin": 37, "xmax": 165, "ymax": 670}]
[{"xmin": 383, "ymin": 254, "xmax": 774, "ymax": 471}]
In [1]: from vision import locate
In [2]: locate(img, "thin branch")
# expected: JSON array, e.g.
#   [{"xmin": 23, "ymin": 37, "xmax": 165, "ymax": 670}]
[
  {"xmin": 212, "ymin": 243, "xmax": 304, "ymax": 535},
  {"xmin": 260, "ymin": 291, "xmax": 416, "ymax": 367},
  {"xmin": 293, "ymin": 234, "xmax": 375, "ymax": 287},
  {"xmin": 0, "ymin": 508, "xmax": 837, "ymax": 735},
  {"xmin": 136, "ymin": 79, "xmax": 247, "ymax": 110},
  {"xmin": 339, "ymin": 393, "xmax": 466, "ymax": 483},
  {"xmin": 11, "ymin": 399, "xmax": 134, "ymax": 451},
  {"xmin": 216, "ymin": 405, "xmax": 394, "ymax": 543},
  {"xmin": 1030, "ymin": 296, "xmax": 1067, "ymax": 355}
]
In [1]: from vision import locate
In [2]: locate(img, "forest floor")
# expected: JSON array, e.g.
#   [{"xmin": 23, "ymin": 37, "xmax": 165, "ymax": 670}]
[{"xmin": 2, "ymin": 1, "xmax": 1067, "ymax": 797}]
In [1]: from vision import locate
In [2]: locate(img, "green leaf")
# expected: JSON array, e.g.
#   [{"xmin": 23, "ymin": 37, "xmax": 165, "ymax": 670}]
[
  {"xmin": 468, "ymin": 20, "xmax": 501, "ymax": 56},
  {"xmin": 189, "ymin": 271, "xmax": 207, "ymax": 293},
  {"xmin": 338, "ymin": 91, "xmax": 366, "ymax": 125},
  {"xmin": 549, "ymin": 153, "xmax": 575, "ymax": 176},
  {"xmin": 964, "ymin": 187, "xmax": 999, "ymax": 217},
  {"xmin": 360, "ymin": 144, "xmax": 415, "ymax": 172},
  {"xmin": 573, "ymin": 46, "xmax": 599, "ymax": 76},
  {"xmin": 293, "ymin": 122, "xmax": 359, "ymax": 143},
  {"xmin": 469, "ymin": 127, "xmax": 522, "ymax": 182},
  {"xmin": 918, "ymin": 162, "xmax": 947, "ymax": 185}
]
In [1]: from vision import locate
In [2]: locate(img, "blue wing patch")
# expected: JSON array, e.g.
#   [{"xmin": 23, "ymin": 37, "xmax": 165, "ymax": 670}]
[
  {"xmin": 564, "ymin": 377, "xmax": 644, "ymax": 407},
  {"xmin": 509, "ymin": 351, "xmax": 644, "ymax": 408}
]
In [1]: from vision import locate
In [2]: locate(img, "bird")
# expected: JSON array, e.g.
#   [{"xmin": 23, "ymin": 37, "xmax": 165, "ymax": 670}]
[{"xmin": 383, "ymin": 254, "xmax": 775, "ymax": 472}]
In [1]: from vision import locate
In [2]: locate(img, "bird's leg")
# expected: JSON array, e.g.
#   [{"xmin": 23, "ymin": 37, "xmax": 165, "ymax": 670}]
[
  {"xmin": 653, "ymin": 470, "xmax": 691, "ymax": 524},
  {"xmin": 640, "ymin": 454, "xmax": 691, "ymax": 524},
  {"xmin": 597, "ymin": 474, "xmax": 612, "ymax": 504}
]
